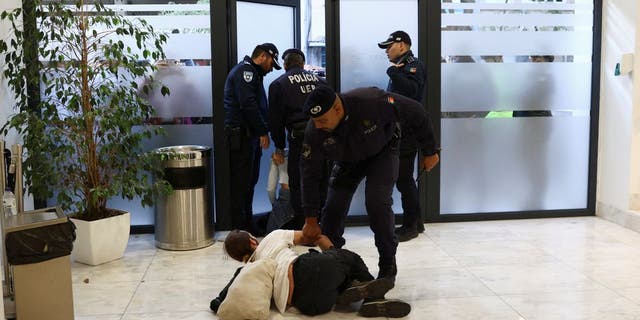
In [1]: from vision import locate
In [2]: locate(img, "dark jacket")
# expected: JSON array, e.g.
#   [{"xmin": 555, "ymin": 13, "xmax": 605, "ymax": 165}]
[
  {"xmin": 223, "ymin": 56, "xmax": 268, "ymax": 137},
  {"xmin": 301, "ymin": 87, "xmax": 439, "ymax": 217},
  {"xmin": 268, "ymin": 66, "xmax": 327, "ymax": 149},
  {"xmin": 386, "ymin": 50, "xmax": 426, "ymax": 102}
]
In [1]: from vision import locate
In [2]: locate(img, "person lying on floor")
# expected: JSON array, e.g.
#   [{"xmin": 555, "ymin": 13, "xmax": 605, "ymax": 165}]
[{"xmin": 211, "ymin": 229, "xmax": 411, "ymax": 318}]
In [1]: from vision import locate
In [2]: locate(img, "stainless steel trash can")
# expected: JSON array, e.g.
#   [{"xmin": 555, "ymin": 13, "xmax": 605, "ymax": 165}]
[{"xmin": 154, "ymin": 145, "xmax": 213, "ymax": 250}]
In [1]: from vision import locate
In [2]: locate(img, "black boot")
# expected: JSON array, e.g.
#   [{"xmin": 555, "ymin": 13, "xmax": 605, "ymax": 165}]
[
  {"xmin": 395, "ymin": 225, "xmax": 419, "ymax": 242},
  {"xmin": 377, "ymin": 259, "xmax": 397, "ymax": 284},
  {"xmin": 336, "ymin": 278, "xmax": 394, "ymax": 304}
]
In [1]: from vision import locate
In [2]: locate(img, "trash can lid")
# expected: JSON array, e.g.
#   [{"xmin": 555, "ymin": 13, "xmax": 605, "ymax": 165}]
[
  {"xmin": 4, "ymin": 207, "xmax": 68, "ymax": 233},
  {"xmin": 153, "ymin": 145, "xmax": 211, "ymax": 160}
]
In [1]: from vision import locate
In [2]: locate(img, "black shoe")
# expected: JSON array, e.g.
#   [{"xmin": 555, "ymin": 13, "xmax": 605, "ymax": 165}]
[
  {"xmin": 336, "ymin": 278, "xmax": 395, "ymax": 304},
  {"xmin": 396, "ymin": 227, "xmax": 419, "ymax": 242},
  {"xmin": 210, "ymin": 298, "xmax": 221, "ymax": 312},
  {"xmin": 417, "ymin": 222, "xmax": 425, "ymax": 233},
  {"xmin": 394, "ymin": 225, "xmax": 407, "ymax": 234},
  {"xmin": 358, "ymin": 299, "xmax": 411, "ymax": 318}
]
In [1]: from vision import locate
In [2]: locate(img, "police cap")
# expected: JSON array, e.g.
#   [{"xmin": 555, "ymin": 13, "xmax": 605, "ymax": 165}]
[
  {"xmin": 282, "ymin": 48, "xmax": 305, "ymax": 62},
  {"xmin": 257, "ymin": 43, "xmax": 282, "ymax": 70},
  {"xmin": 304, "ymin": 85, "xmax": 337, "ymax": 118},
  {"xmin": 377, "ymin": 30, "xmax": 412, "ymax": 49}
]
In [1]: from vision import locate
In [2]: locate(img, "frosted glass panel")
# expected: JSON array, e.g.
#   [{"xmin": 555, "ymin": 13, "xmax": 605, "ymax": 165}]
[
  {"xmin": 338, "ymin": 0, "xmax": 417, "ymax": 215},
  {"xmin": 442, "ymin": 13, "xmax": 593, "ymax": 27},
  {"xmin": 442, "ymin": 62, "xmax": 591, "ymax": 111},
  {"xmin": 339, "ymin": 0, "xmax": 418, "ymax": 91},
  {"xmin": 237, "ymin": 2, "xmax": 293, "ymax": 93},
  {"xmin": 443, "ymin": 31, "xmax": 592, "ymax": 56},
  {"xmin": 440, "ymin": 0, "xmax": 594, "ymax": 214},
  {"xmin": 236, "ymin": 1, "xmax": 295, "ymax": 214},
  {"xmin": 146, "ymin": 66, "xmax": 213, "ymax": 118},
  {"xmin": 440, "ymin": 117, "xmax": 589, "ymax": 214},
  {"xmin": 106, "ymin": 2, "xmax": 212, "ymax": 225}
]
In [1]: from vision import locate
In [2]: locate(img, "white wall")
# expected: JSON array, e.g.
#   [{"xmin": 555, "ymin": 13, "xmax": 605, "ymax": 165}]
[{"xmin": 597, "ymin": 0, "xmax": 640, "ymax": 219}]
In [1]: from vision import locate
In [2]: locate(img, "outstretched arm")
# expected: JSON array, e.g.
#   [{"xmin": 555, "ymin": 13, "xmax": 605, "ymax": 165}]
[{"xmin": 293, "ymin": 231, "xmax": 334, "ymax": 251}]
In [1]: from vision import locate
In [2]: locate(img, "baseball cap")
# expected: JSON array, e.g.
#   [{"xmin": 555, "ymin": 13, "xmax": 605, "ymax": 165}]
[
  {"xmin": 282, "ymin": 48, "xmax": 305, "ymax": 62},
  {"xmin": 303, "ymin": 85, "xmax": 337, "ymax": 118},
  {"xmin": 257, "ymin": 43, "xmax": 281, "ymax": 70},
  {"xmin": 377, "ymin": 31, "xmax": 412, "ymax": 49}
]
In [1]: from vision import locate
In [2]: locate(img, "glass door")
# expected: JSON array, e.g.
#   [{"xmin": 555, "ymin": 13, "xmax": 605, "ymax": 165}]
[{"xmin": 439, "ymin": 0, "xmax": 595, "ymax": 216}]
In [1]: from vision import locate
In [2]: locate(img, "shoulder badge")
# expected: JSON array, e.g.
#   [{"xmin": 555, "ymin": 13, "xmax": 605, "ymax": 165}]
[
  {"xmin": 243, "ymin": 71, "xmax": 253, "ymax": 83},
  {"xmin": 302, "ymin": 143, "xmax": 312, "ymax": 160},
  {"xmin": 362, "ymin": 120, "xmax": 377, "ymax": 135},
  {"xmin": 409, "ymin": 67, "xmax": 417, "ymax": 74},
  {"xmin": 387, "ymin": 96, "xmax": 395, "ymax": 104}
]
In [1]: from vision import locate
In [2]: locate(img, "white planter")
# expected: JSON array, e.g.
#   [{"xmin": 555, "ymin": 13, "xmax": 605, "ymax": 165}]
[{"xmin": 70, "ymin": 211, "xmax": 130, "ymax": 266}]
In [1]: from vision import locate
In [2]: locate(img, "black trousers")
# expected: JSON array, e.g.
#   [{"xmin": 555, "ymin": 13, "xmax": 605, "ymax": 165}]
[
  {"xmin": 226, "ymin": 128, "xmax": 261, "ymax": 231},
  {"xmin": 245, "ymin": 139, "xmax": 262, "ymax": 216},
  {"xmin": 291, "ymin": 248, "xmax": 374, "ymax": 315},
  {"xmin": 282, "ymin": 129, "xmax": 329, "ymax": 229},
  {"xmin": 396, "ymin": 148, "xmax": 420, "ymax": 227},
  {"xmin": 321, "ymin": 141, "xmax": 399, "ymax": 267}
]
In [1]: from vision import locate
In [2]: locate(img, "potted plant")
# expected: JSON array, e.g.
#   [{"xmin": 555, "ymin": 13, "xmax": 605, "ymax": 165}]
[{"xmin": 0, "ymin": 0, "xmax": 172, "ymax": 265}]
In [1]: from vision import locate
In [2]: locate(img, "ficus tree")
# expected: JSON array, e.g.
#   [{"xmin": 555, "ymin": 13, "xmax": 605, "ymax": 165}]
[{"xmin": 0, "ymin": 0, "xmax": 172, "ymax": 220}]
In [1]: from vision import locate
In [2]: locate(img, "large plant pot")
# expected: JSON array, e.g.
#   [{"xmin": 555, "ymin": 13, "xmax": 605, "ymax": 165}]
[{"xmin": 70, "ymin": 210, "xmax": 130, "ymax": 266}]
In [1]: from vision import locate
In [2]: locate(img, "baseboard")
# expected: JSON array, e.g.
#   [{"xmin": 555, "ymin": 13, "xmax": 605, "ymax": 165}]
[
  {"xmin": 131, "ymin": 225, "xmax": 154, "ymax": 234},
  {"xmin": 596, "ymin": 200, "xmax": 640, "ymax": 232},
  {"xmin": 630, "ymin": 193, "xmax": 640, "ymax": 211}
]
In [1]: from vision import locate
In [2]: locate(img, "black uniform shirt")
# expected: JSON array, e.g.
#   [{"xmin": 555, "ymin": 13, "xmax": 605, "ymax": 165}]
[
  {"xmin": 268, "ymin": 67, "xmax": 327, "ymax": 149},
  {"xmin": 301, "ymin": 87, "xmax": 439, "ymax": 217},
  {"xmin": 386, "ymin": 50, "xmax": 426, "ymax": 102},
  {"xmin": 223, "ymin": 56, "xmax": 268, "ymax": 136}
]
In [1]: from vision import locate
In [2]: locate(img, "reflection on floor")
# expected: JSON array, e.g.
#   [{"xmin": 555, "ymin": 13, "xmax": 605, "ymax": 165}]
[{"xmin": 73, "ymin": 217, "xmax": 640, "ymax": 319}]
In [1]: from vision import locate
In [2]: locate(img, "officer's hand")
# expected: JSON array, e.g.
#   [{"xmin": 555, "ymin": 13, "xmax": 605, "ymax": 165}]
[
  {"xmin": 421, "ymin": 153, "xmax": 440, "ymax": 172},
  {"xmin": 302, "ymin": 217, "xmax": 321, "ymax": 241},
  {"xmin": 271, "ymin": 152, "xmax": 285, "ymax": 165},
  {"xmin": 259, "ymin": 135, "xmax": 270, "ymax": 149}
]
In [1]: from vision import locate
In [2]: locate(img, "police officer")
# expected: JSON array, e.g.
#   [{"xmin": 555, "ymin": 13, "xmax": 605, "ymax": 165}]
[
  {"xmin": 378, "ymin": 30, "xmax": 427, "ymax": 242},
  {"xmin": 300, "ymin": 85, "xmax": 440, "ymax": 282},
  {"xmin": 268, "ymin": 48, "xmax": 328, "ymax": 229},
  {"xmin": 224, "ymin": 43, "xmax": 281, "ymax": 231}
]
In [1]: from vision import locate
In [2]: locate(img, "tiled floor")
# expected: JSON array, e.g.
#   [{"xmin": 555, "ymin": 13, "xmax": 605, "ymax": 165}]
[{"xmin": 73, "ymin": 217, "xmax": 640, "ymax": 319}]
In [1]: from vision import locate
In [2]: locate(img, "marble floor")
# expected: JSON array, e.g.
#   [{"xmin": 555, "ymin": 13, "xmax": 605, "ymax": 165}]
[{"xmin": 72, "ymin": 217, "xmax": 640, "ymax": 319}]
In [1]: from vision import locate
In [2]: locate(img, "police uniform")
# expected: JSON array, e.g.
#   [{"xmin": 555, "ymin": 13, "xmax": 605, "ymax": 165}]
[
  {"xmin": 268, "ymin": 64, "xmax": 328, "ymax": 228},
  {"xmin": 224, "ymin": 53, "xmax": 272, "ymax": 231},
  {"xmin": 386, "ymin": 50, "xmax": 425, "ymax": 102},
  {"xmin": 301, "ymin": 86, "xmax": 439, "ymax": 277},
  {"xmin": 388, "ymin": 50, "xmax": 428, "ymax": 235},
  {"xmin": 380, "ymin": 31, "xmax": 428, "ymax": 237}
]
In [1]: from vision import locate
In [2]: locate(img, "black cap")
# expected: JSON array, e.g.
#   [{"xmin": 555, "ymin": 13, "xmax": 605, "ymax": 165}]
[
  {"xmin": 303, "ymin": 85, "xmax": 337, "ymax": 118},
  {"xmin": 282, "ymin": 48, "xmax": 305, "ymax": 62},
  {"xmin": 377, "ymin": 31, "xmax": 412, "ymax": 49},
  {"xmin": 257, "ymin": 43, "xmax": 281, "ymax": 70}
]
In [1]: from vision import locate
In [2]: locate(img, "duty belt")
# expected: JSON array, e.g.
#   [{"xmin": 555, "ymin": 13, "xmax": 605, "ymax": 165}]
[
  {"xmin": 224, "ymin": 125, "xmax": 251, "ymax": 137},
  {"xmin": 288, "ymin": 121, "xmax": 307, "ymax": 140}
]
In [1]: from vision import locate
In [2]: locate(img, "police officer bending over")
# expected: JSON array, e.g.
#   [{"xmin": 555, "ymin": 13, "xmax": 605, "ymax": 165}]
[
  {"xmin": 268, "ymin": 48, "xmax": 328, "ymax": 229},
  {"xmin": 224, "ymin": 43, "xmax": 280, "ymax": 232},
  {"xmin": 378, "ymin": 30, "xmax": 428, "ymax": 242},
  {"xmin": 300, "ymin": 85, "xmax": 440, "ymax": 282}
]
